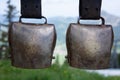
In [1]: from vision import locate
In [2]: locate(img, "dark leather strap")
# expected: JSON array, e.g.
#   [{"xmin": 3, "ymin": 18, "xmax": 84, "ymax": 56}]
[
  {"xmin": 21, "ymin": 0, "xmax": 42, "ymax": 18},
  {"xmin": 79, "ymin": 0, "xmax": 102, "ymax": 20}
]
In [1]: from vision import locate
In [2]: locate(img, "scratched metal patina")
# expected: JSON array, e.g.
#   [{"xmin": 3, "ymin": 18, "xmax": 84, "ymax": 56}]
[
  {"xmin": 9, "ymin": 22, "xmax": 56, "ymax": 69},
  {"xmin": 66, "ymin": 23, "xmax": 114, "ymax": 69}
]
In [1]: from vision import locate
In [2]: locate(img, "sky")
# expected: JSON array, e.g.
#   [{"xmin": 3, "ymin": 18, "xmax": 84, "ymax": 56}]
[{"xmin": 0, "ymin": 0, "xmax": 120, "ymax": 17}]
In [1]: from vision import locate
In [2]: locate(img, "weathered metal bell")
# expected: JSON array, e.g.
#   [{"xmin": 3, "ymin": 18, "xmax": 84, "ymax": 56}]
[
  {"xmin": 8, "ymin": 18, "xmax": 56, "ymax": 69},
  {"xmin": 66, "ymin": 17, "xmax": 114, "ymax": 69}
]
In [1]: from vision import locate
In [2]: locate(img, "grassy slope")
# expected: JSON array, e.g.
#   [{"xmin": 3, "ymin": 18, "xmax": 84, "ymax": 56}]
[{"xmin": 0, "ymin": 60, "xmax": 120, "ymax": 80}]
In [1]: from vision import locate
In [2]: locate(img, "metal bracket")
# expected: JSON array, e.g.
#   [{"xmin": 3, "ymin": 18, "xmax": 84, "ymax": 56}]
[
  {"xmin": 21, "ymin": 0, "xmax": 42, "ymax": 18},
  {"xmin": 79, "ymin": 0, "xmax": 102, "ymax": 20}
]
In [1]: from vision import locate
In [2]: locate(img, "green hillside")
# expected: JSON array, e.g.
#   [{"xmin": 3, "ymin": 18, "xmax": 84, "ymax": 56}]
[{"xmin": 0, "ymin": 60, "xmax": 120, "ymax": 80}]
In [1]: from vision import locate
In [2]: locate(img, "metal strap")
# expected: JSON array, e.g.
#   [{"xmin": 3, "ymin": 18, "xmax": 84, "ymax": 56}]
[
  {"xmin": 77, "ymin": 17, "xmax": 105, "ymax": 25},
  {"xmin": 79, "ymin": 0, "xmax": 102, "ymax": 20},
  {"xmin": 21, "ymin": 0, "xmax": 42, "ymax": 18},
  {"xmin": 19, "ymin": 16, "xmax": 47, "ymax": 24}
]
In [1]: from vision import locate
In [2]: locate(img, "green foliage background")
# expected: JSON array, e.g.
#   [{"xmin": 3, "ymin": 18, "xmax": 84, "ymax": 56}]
[{"xmin": 0, "ymin": 60, "xmax": 120, "ymax": 80}]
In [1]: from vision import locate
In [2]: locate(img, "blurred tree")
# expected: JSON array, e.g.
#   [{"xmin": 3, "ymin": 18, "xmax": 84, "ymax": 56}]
[
  {"xmin": 0, "ymin": 0, "xmax": 18, "ymax": 59},
  {"xmin": 5, "ymin": 0, "xmax": 18, "ymax": 26}
]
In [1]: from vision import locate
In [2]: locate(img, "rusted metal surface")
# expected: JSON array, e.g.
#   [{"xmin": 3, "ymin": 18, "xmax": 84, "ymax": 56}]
[
  {"xmin": 79, "ymin": 0, "xmax": 102, "ymax": 19},
  {"xmin": 66, "ymin": 23, "xmax": 114, "ymax": 69},
  {"xmin": 21, "ymin": 0, "xmax": 42, "ymax": 18},
  {"xmin": 9, "ymin": 22, "xmax": 56, "ymax": 69}
]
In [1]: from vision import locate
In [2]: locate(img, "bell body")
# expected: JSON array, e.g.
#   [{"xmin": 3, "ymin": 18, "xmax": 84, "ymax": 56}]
[
  {"xmin": 9, "ymin": 22, "xmax": 56, "ymax": 69},
  {"xmin": 66, "ymin": 23, "xmax": 114, "ymax": 69}
]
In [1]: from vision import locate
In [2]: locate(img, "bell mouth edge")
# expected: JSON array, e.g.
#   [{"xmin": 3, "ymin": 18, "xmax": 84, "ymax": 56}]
[
  {"xmin": 12, "ymin": 64, "xmax": 52, "ymax": 69},
  {"xmin": 69, "ymin": 64, "xmax": 110, "ymax": 70}
]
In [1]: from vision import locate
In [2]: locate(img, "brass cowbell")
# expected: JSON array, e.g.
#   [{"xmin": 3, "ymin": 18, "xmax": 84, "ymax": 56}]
[
  {"xmin": 8, "ymin": 0, "xmax": 57, "ymax": 69},
  {"xmin": 66, "ymin": 0, "xmax": 114, "ymax": 69}
]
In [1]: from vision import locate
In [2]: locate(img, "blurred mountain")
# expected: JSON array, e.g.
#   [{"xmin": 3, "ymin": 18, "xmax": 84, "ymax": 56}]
[
  {"xmin": 102, "ymin": 11, "xmax": 120, "ymax": 27},
  {"xmin": 0, "ymin": 11, "xmax": 120, "ymax": 43},
  {"xmin": 48, "ymin": 11, "xmax": 120, "ymax": 43},
  {"xmin": 101, "ymin": 11, "xmax": 120, "ymax": 41}
]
